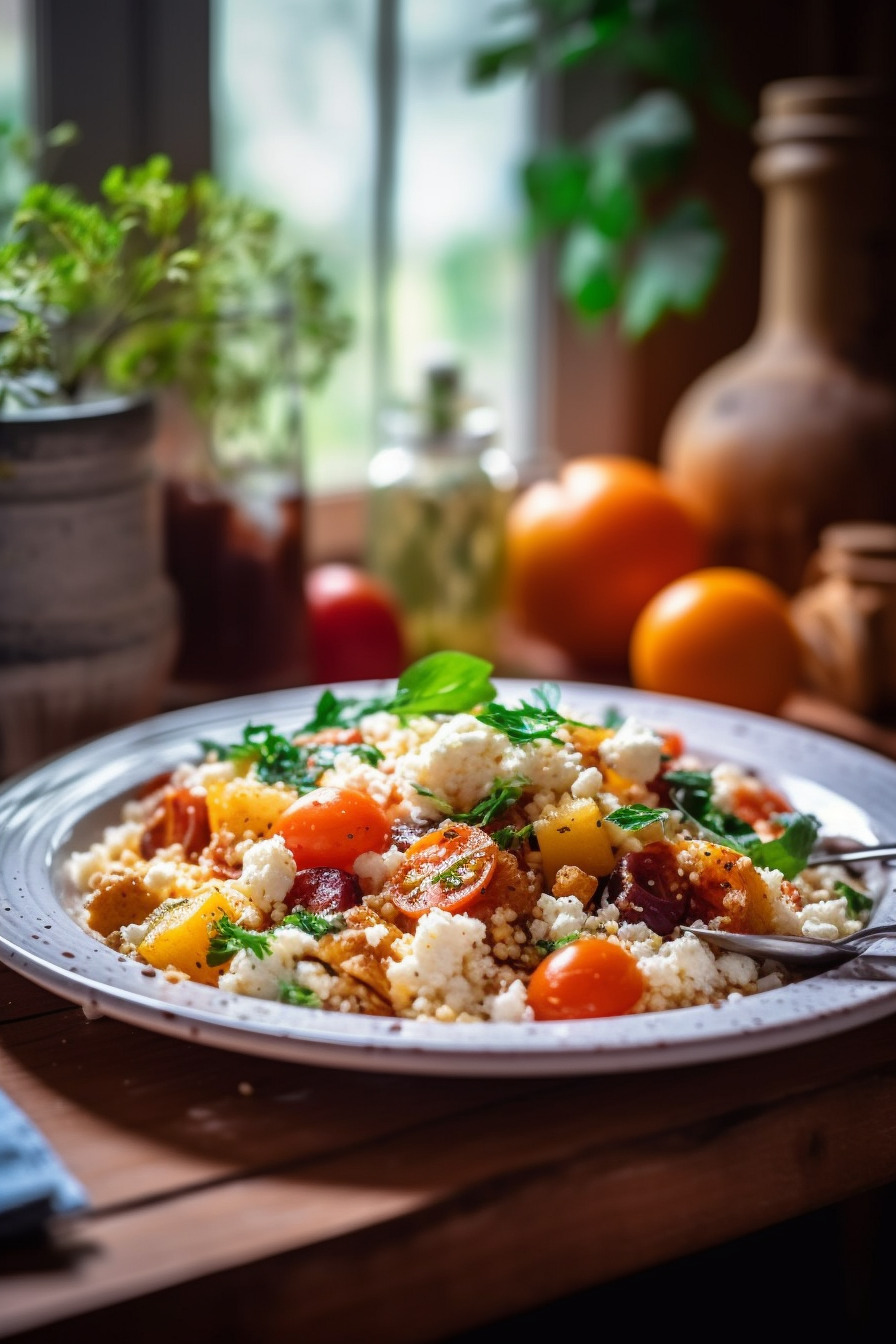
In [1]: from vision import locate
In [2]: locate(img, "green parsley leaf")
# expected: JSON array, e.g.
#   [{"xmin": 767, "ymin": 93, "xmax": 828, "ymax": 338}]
[
  {"xmin": 603, "ymin": 706, "xmax": 625, "ymax": 729},
  {"xmin": 414, "ymin": 776, "xmax": 529, "ymax": 828},
  {"xmin": 834, "ymin": 880, "xmax": 873, "ymax": 918},
  {"xmin": 278, "ymin": 981, "xmax": 322, "ymax": 1008},
  {"xmin": 477, "ymin": 682, "xmax": 570, "ymax": 744},
  {"xmin": 199, "ymin": 722, "xmax": 382, "ymax": 793},
  {"xmin": 605, "ymin": 804, "xmax": 668, "ymax": 832},
  {"xmin": 281, "ymin": 907, "xmax": 346, "ymax": 939},
  {"xmin": 745, "ymin": 813, "xmax": 820, "ymax": 881},
  {"xmin": 492, "ymin": 823, "xmax": 534, "ymax": 851},
  {"xmin": 535, "ymin": 933, "xmax": 580, "ymax": 956},
  {"xmin": 665, "ymin": 770, "xmax": 756, "ymax": 851},
  {"xmin": 207, "ymin": 915, "xmax": 273, "ymax": 967}
]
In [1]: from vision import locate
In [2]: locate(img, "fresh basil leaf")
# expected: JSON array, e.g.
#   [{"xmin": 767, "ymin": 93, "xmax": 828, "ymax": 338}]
[
  {"xmin": 603, "ymin": 706, "xmax": 625, "ymax": 729},
  {"xmin": 207, "ymin": 916, "xmax": 273, "ymax": 967},
  {"xmin": 745, "ymin": 813, "xmax": 820, "ymax": 880},
  {"xmin": 662, "ymin": 769, "xmax": 714, "ymax": 790},
  {"xmin": 834, "ymin": 880, "xmax": 873, "ymax": 918},
  {"xmin": 282, "ymin": 907, "xmax": 346, "ymax": 939},
  {"xmin": 605, "ymin": 804, "xmax": 668, "ymax": 832},
  {"xmin": 278, "ymin": 981, "xmax": 322, "ymax": 1008},
  {"xmin": 389, "ymin": 651, "xmax": 496, "ymax": 718}
]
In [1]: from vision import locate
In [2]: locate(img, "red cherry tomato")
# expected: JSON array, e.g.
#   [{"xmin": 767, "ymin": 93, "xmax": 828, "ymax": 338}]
[
  {"xmin": 386, "ymin": 823, "xmax": 499, "ymax": 919},
  {"xmin": 527, "ymin": 939, "xmax": 645, "ymax": 1020},
  {"xmin": 141, "ymin": 787, "xmax": 210, "ymax": 860},
  {"xmin": 307, "ymin": 564, "xmax": 405, "ymax": 683},
  {"xmin": 276, "ymin": 787, "xmax": 390, "ymax": 870}
]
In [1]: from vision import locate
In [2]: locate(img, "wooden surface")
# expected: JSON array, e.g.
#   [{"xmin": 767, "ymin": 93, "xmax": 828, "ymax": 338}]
[{"xmin": 3, "ymin": 962, "xmax": 896, "ymax": 1342}]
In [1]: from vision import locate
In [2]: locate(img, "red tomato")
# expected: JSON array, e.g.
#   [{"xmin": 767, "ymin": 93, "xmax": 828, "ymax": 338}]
[
  {"xmin": 386, "ymin": 823, "xmax": 499, "ymax": 919},
  {"xmin": 307, "ymin": 564, "xmax": 406, "ymax": 683},
  {"xmin": 276, "ymin": 787, "xmax": 390, "ymax": 870},
  {"xmin": 527, "ymin": 939, "xmax": 645, "ymax": 1020}
]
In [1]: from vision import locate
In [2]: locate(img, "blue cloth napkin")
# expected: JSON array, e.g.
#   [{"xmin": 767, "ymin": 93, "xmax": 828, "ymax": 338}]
[{"xmin": 0, "ymin": 1088, "xmax": 88, "ymax": 1238}]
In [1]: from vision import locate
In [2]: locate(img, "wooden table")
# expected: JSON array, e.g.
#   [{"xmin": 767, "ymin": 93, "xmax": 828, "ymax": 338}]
[{"xmin": 3, "ymin": 961, "xmax": 896, "ymax": 1343}]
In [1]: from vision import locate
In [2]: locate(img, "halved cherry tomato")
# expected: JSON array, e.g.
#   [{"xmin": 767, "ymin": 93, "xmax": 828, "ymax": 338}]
[
  {"xmin": 527, "ymin": 939, "xmax": 644, "ymax": 1020},
  {"xmin": 141, "ymin": 787, "xmax": 210, "ymax": 860},
  {"xmin": 276, "ymin": 787, "xmax": 390, "ymax": 871},
  {"xmin": 387, "ymin": 823, "xmax": 498, "ymax": 919}
]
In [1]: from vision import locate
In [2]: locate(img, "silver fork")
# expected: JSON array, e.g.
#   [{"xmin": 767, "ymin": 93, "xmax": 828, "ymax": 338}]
[
  {"xmin": 690, "ymin": 923, "xmax": 896, "ymax": 968},
  {"xmin": 804, "ymin": 844, "xmax": 896, "ymax": 866}
]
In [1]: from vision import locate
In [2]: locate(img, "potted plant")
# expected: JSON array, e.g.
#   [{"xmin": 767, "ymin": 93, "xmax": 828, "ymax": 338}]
[{"xmin": 0, "ymin": 141, "xmax": 351, "ymax": 774}]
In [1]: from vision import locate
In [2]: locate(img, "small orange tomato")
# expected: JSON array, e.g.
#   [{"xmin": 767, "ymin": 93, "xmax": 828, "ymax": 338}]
[
  {"xmin": 387, "ymin": 823, "xmax": 499, "ymax": 919},
  {"xmin": 630, "ymin": 567, "xmax": 802, "ymax": 714},
  {"xmin": 505, "ymin": 456, "xmax": 705, "ymax": 668},
  {"xmin": 276, "ymin": 787, "xmax": 390, "ymax": 870},
  {"xmin": 527, "ymin": 939, "xmax": 644, "ymax": 1020}
]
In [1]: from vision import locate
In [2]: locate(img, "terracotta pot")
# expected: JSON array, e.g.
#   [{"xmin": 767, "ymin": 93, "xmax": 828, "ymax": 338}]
[{"xmin": 0, "ymin": 394, "xmax": 177, "ymax": 776}]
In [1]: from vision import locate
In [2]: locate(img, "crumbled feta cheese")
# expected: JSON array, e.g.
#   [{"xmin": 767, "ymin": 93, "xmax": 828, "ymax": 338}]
[
  {"xmin": 531, "ymin": 894, "xmax": 588, "ymax": 943},
  {"xmin": 237, "ymin": 835, "xmax": 297, "ymax": 914},
  {"xmin": 599, "ymin": 717, "xmax": 663, "ymax": 786},
  {"xmin": 571, "ymin": 767, "xmax": 603, "ymax": 799},
  {"xmin": 219, "ymin": 925, "xmax": 319, "ymax": 999},
  {"xmin": 387, "ymin": 908, "xmax": 496, "ymax": 1017},
  {"xmin": 354, "ymin": 845, "xmax": 404, "ymax": 895},
  {"xmin": 488, "ymin": 978, "xmax": 531, "ymax": 1022},
  {"xmin": 143, "ymin": 860, "xmax": 179, "ymax": 896}
]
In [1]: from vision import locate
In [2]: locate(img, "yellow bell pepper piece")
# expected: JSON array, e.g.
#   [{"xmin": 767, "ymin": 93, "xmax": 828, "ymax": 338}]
[
  {"xmin": 534, "ymin": 796, "xmax": 616, "ymax": 886},
  {"xmin": 205, "ymin": 777, "xmax": 294, "ymax": 839},
  {"xmin": 138, "ymin": 889, "xmax": 237, "ymax": 985}
]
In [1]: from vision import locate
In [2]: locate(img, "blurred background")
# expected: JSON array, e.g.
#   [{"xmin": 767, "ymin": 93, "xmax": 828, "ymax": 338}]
[{"xmin": 2, "ymin": 0, "xmax": 896, "ymax": 773}]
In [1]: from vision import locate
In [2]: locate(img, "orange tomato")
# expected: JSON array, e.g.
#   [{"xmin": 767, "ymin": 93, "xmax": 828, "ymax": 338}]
[
  {"xmin": 387, "ymin": 823, "xmax": 498, "ymax": 919},
  {"xmin": 276, "ymin": 787, "xmax": 390, "ymax": 870},
  {"xmin": 527, "ymin": 939, "xmax": 644, "ymax": 1020},
  {"xmin": 630, "ymin": 567, "xmax": 802, "ymax": 714},
  {"xmin": 505, "ymin": 456, "xmax": 705, "ymax": 667}
]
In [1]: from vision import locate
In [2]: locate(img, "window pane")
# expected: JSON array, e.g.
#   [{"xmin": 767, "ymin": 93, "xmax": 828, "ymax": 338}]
[
  {"xmin": 0, "ymin": 0, "xmax": 30, "ymax": 210},
  {"xmin": 212, "ymin": 0, "xmax": 376, "ymax": 493},
  {"xmin": 212, "ymin": 1, "xmax": 532, "ymax": 491},
  {"xmin": 393, "ymin": 1, "xmax": 532, "ymax": 462}
]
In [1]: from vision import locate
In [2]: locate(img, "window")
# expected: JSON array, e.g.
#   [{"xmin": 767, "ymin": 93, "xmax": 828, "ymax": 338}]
[{"xmin": 213, "ymin": 0, "xmax": 534, "ymax": 493}]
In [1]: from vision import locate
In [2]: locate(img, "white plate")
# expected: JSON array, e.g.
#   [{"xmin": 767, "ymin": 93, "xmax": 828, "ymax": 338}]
[{"xmin": 2, "ymin": 681, "xmax": 896, "ymax": 1077}]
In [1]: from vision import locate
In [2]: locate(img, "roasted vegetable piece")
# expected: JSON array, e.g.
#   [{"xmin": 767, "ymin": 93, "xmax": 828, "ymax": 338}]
[
  {"xmin": 534, "ymin": 797, "xmax": 615, "ymax": 886},
  {"xmin": 608, "ymin": 840, "xmax": 777, "ymax": 936},
  {"xmin": 138, "ymin": 889, "xmax": 237, "ymax": 985},
  {"xmin": 205, "ymin": 777, "xmax": 294, "ymax": 838},
  {"xmin": 141, "ymin": 787, "xmax": 210, "ymax": 859},
  {"xmin": 527, "ymin": 939, "xmax": 645, "ymax": 1019},
  {"xmin": 288, "ymin": 867, "xmax": 362, "ymax": 915},
  {"xmin": 87, "ymin": 872, "xmax": 165, "ymax": 938}
]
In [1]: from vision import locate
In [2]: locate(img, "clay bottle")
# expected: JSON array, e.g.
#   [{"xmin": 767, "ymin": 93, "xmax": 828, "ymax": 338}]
[{"xmin": 661, "ymin": 79, "xmax": 896, "ymax": 592}]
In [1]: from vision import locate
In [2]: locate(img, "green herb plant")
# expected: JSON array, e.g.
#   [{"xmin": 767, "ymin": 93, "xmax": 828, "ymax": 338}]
[
  {"xmin": 470, "ymin": 0, "xmax": 747, "ymax": 337},
  {"xmin": 0, "ymin": 137, "xmax": 351, "ymax": 410},
  {"xmin": 201, "ymin": 723, "xmax": 382, "ymax": 794}
]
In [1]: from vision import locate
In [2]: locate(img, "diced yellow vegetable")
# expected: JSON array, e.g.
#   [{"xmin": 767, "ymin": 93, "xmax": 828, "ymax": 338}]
[
  {"xmin": 138, "ymin": 889, "xmax": 237, "ymax": 985},
  {"xmin": 205, "ymin": 777, "xmax": 294, "ymax": 839},
  {"xmin": 534, "ymin": 797, "xmax": 615, "ymax": 886},
  {"xmin": 87, "ymin": 874, "xmax": 165, "ymax": 937}
]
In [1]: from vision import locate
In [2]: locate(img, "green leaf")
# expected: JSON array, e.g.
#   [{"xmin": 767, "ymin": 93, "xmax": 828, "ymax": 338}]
[
  {"xmin": 415, "ymin": 777, "xmax": 529, "ymax": 828},
  {"xmin": 207, "ymin": 916, "xmax": 273, "ymax": 967},
  {"xmin": 535, "ymin": 933, "xmax": 580, "ymax": 956},
  {"xmin": 281, "ymin": 907, "xmax": 346, "ymax": 939},
  {"xmin": 477, "ymin": 682, "xmax": 571, "ymax": 744},
  {"xmin": 621, "ymin": 197, "xmax": 724, "ymax": 339},
  {"xmin": 492, "ymin": 823, "xmax": 534, "ymax": 851},
  {"xmin": 746, "ymin": 814, "xmax": 820, "ymax": 881},
  {"xmin": 834, "ymin": 880, "xmax": 873, "ymax": 918},
  {"xmin": 559, "ymin": 226, "xmax": 620, "ymax": 319},
  {"xmin": 201, "ymin": 722, "xmax": 381, "ymax": 793},
  {"xmin": 603, "ymin": 706, "xmax": 625, "ymax": 729},
  {"xmin": 278, "ymin": 981, "xmax": 322, "ymax": 1008},
  {"xmin": 590, "ymin": 90, "xmax": 694, "ymax": 193},
  {"xmin": 665, "ymin": 771, "xmax": 756, "ymax": 851},
  {"xmin": 389, "ymin": 651, "xmax": 497, "ymax": 719},
  {"xmin": 523, "ymin": 149, "xmax": 590, "ymax": 233},
  {"xmin": 468, "ymin": 37, "xmax": 536, "ymax": 86},
  {"xmin": 605, "ymin": 804, "xmax": 668, "ymax": 832}
]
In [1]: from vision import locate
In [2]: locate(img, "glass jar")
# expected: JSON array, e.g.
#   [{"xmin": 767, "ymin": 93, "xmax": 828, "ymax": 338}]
[
  {"xmin": 156, "ymin": 305, "xmax": 308, "ymax": 696},
  {"xmin": 367, "ymin": 361, "xmax": 517, "ymax": 662}
]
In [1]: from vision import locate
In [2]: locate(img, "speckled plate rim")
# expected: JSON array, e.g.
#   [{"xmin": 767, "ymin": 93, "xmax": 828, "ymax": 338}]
[{"xmin": 2, "ymin": 680, "xmax": 896, "ymax": 1078}]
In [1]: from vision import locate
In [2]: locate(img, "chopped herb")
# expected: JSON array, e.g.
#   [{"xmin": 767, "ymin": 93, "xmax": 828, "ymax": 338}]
[
  {"xmin": 199, "ymin": 721, "xmax": 382, "ymax": 793},
  {"xmin": 415, "ymin": 776, "xmax": 529, "ymax": 827},
  {"xmin": 476, "ymin": 682, "xmax": 576, "ymax": 745},
  {"xmin": 535, "ymin": 933, "xmax": 580, "ymax": 955},
  {"xmin": 282, "ymin": 907, "xmax": 346, "ymax": 939},
  {"xmin": 492, "ymin": 823, "xmax": 534, "ymax": 851},
  {"xmin": 834, "ymin": 880, "xmax": 873, "ymax": 918},
  {"xmin": 603, "ymin": 706, "xmax": 625, "ymax": 729},
  {"xmin": 746, "ymin": 813, "xmax": 820, "ymax": 881},
  {"xmin": 207, "ymin": 916, "xmax": 273, "ymax": 967},
  {"xmin": 278, "ymin": 981, "xmax": 322, "ymax": 1008},
  {"xmin": 665, "ymin": 770, "xmax": 756, "ymax": 851},
  {"xmin": 605, "ymin": 804, "xmax": 668, "ymax": 832}
]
